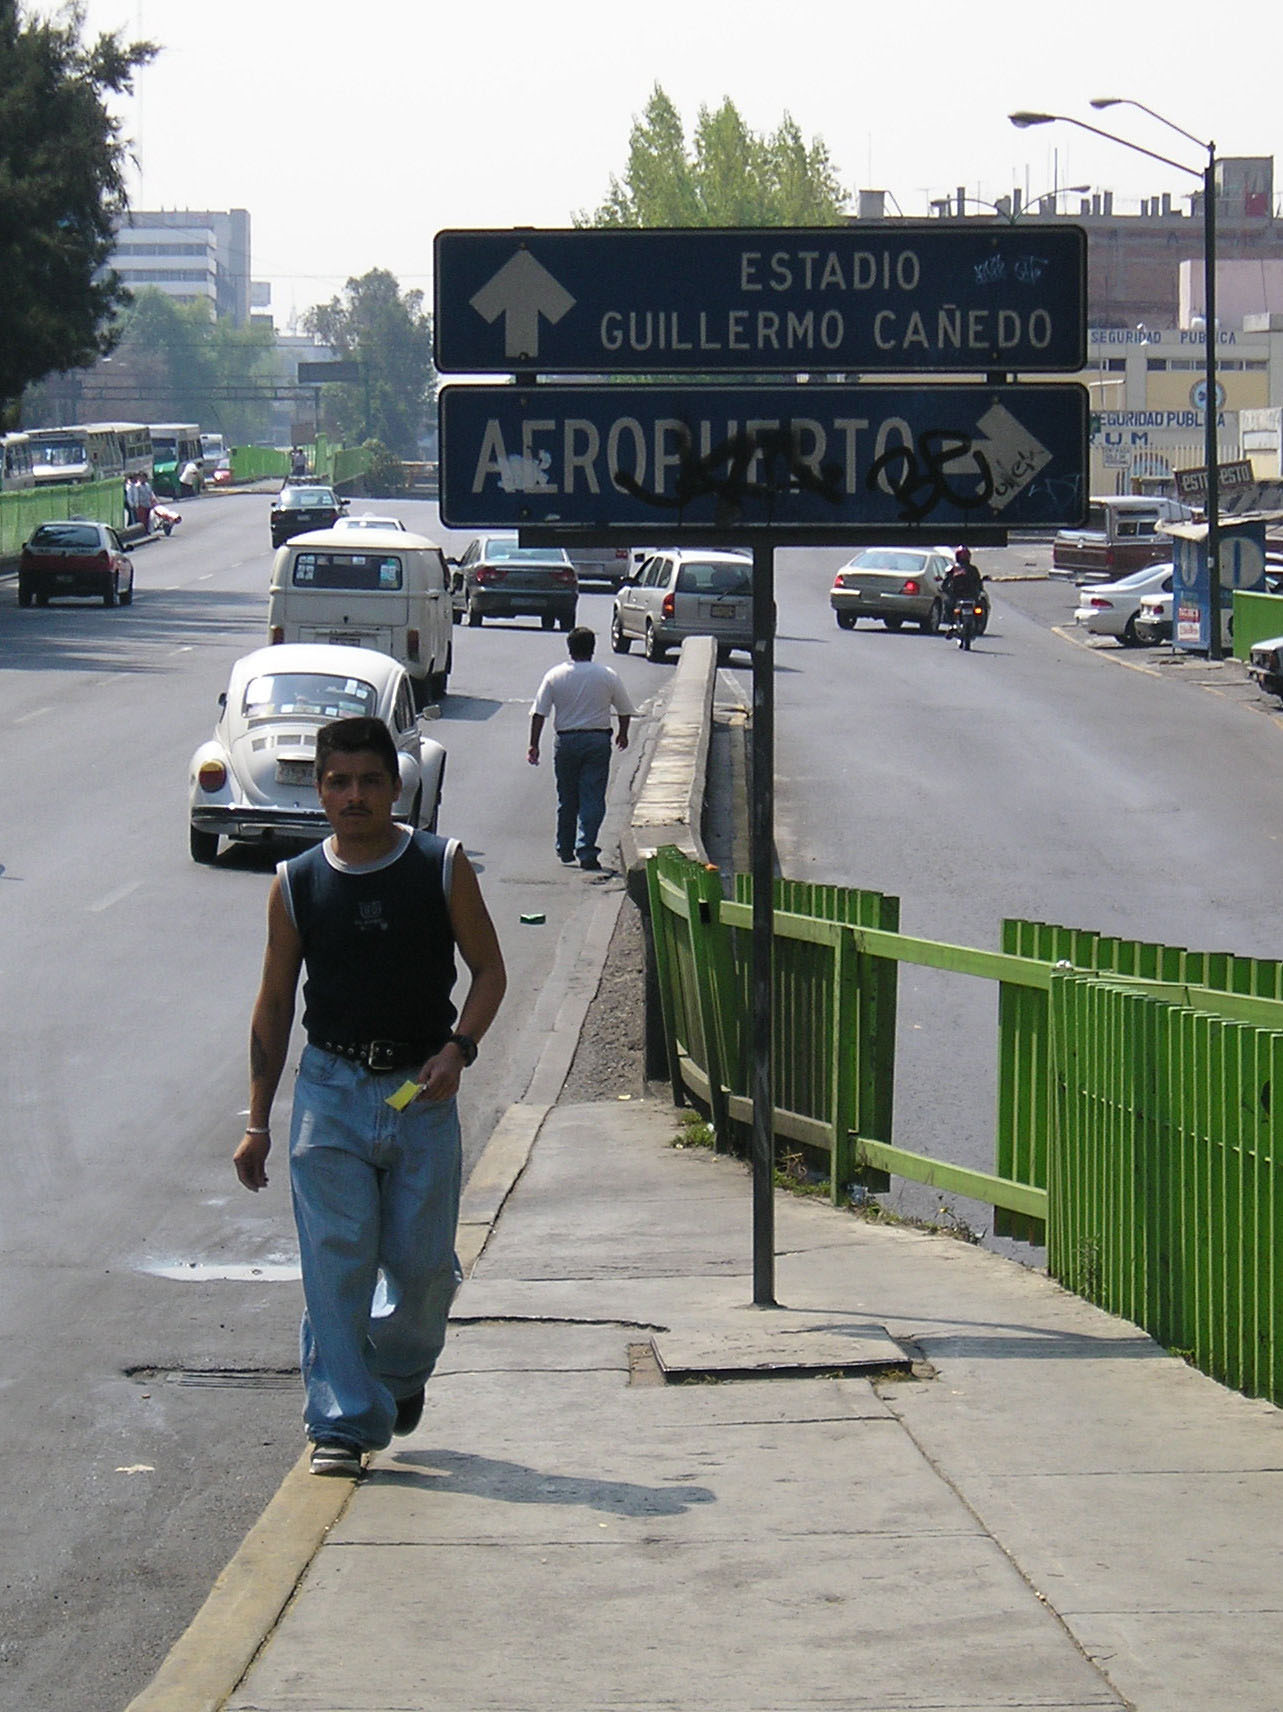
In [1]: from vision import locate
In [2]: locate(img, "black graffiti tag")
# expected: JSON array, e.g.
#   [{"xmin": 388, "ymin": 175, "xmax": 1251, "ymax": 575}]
[
  {"xmin": 612, "ymin": 423, "xmax": 846, "ymax": 523},
  {"xmin": 866, "ymin": 428, "xmax": 995, "ymax": 523}
]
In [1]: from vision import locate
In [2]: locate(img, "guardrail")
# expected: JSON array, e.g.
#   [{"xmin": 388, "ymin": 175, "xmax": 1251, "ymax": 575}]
[
  {"xmin": 646, "ymin": 846, "xmax": 1283, "ymax": 1408},
  {"xmin": 1, "ymin": 479, "xmax": 127, "ymax": 558}
]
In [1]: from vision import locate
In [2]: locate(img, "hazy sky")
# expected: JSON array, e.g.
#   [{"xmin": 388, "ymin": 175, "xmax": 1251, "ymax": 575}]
[{"xmin": 54, "ymin": 0, "xmax": 1283, "ymax": 326}]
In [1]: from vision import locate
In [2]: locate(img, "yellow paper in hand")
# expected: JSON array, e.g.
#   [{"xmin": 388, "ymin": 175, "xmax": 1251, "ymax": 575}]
[{"xmin": 385, "ymin": 1078, "xmax": 423, "ymax": 1111}]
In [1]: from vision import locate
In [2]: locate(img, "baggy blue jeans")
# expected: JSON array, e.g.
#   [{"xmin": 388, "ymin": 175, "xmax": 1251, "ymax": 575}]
[
  {"xmin": 553, "ymin": 729, "xmax": 611, "ymax": 862},
  {"xmin": 288, "ymin": 1045, "xmax": 462, "ymax": 1450}
]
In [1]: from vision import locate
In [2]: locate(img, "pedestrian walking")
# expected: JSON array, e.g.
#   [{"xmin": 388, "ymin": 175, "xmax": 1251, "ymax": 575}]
[
  {"xmin": 124, "ymin": 472, "xmax": 139, "ymax": 527},
  {"xmin": 234, "ymin": 716, "xmax": 507, "ymax": 1477},
  {"xmin": 527, "ymin": 626, "xmax": 635, "ymax": 870}
]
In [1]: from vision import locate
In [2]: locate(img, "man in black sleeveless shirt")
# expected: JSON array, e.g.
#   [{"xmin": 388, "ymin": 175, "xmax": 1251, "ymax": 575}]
[{"xmin": 234, "ymin": 717, "xmax": 506, "ymax": 1476}]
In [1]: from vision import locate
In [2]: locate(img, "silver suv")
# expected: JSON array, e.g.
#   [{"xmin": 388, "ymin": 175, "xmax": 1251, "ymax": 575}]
[{"xmin": 611, "ymin": 548, "xmax": 752, "ymax": 662}]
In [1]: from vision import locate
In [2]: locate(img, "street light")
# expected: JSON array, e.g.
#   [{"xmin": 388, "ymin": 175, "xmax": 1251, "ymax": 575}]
[
  {"xmin": 1010, "ymin": 105, "xmax": 1223, "ymax": 657},
  {"xmin": 932, "ymin": 185, "xmax": 1091, "ymax": 220}
]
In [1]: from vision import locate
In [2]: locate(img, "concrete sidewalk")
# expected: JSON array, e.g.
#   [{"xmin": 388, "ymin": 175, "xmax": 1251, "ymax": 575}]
[{"xmin": 197, "ymin": 1095, "xmax": 1283, "ymax": 1712}]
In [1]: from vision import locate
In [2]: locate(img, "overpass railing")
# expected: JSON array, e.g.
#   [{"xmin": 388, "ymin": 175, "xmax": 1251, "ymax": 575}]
[{"xmin": 646, "ymin": 846, "xmax": 1283, "ymax": 1408}]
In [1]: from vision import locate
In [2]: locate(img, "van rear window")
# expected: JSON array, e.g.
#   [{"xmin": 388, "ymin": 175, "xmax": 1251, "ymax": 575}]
[{"xmin": 292, "ymin": 552, "xmax": 403, "ymax": 591}]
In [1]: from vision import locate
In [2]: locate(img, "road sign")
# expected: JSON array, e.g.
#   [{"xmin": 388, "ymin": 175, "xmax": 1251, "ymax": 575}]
[
  {"xmin": 434, "ymin": 226, "xmax": 1088, "ymax": 376},
  {"xmin": 438, "ymin": 382, "xmax": 1088, "ymax": 531},
  {"xmin": 298, "ymin": 361, "xmax": 361, "ymax": 383}
]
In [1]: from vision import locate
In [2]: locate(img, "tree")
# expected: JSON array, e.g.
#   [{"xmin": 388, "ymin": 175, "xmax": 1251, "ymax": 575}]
[
  {"xmin": 0, "ymin": 1, "xmax": 156, "ymax": 417},
  {"xmin": 303, "ymin": 271, "xmax": 434, "ymax": 459},
  {"xmin": 583, "ymin": 85, "xmax": 847, "ymax": 228}
]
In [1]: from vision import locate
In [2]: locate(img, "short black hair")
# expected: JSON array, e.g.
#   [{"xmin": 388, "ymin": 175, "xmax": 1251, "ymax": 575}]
[
  {"xmin": 567, "ymin": 626, "xmax": 596, "ymax": 660},
  {"xmin": 315, "ymin": 716, "xmax": 399, "ymax": 783}
]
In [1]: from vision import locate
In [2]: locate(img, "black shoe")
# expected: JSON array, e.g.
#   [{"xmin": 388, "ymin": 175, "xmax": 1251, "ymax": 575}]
[
  {"xmin": 579, "ymin": 855, "xmax": 603, "ymax": 871},
  {"xmin": 310, "ymin": 1439, "xmax": 364, "ymax": 1477},
  {"xmin": 557, "ymin": 850, "xmax": 576, "ymax": 865},
  {"xmin": 393, "ymin": 1387, "xmax": 425, "ymax": 1436}
]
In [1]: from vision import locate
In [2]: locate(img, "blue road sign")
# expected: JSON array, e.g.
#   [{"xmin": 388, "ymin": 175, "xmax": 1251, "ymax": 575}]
[
  {"xmin": 434, "ymin": 226, "xmax": 1088, "ymax": 376},
  {"xmin": 438, "ymin": 382, "xmax": 1089, "ymax": 532}
]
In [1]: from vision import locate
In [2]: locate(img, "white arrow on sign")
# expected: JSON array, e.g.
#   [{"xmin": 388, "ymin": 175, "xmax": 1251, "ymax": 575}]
[
  {"xmin": 973, "ymin": 401, "xmax": 1053, "ymax": 514},
  {"xmin": 468, "ymin": 251, "xmax": 576, "ymax": 362}
]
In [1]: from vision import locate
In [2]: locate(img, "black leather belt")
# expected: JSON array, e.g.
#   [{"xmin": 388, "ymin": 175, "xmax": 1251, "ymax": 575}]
[{"xmin": 314, "ymin": 1038, "xmax": 434, "ymax": 1072}]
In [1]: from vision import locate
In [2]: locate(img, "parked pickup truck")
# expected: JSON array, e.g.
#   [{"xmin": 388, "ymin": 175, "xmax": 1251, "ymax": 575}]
[{"xmin": 1051, "ymin": 496, "xmax": 1193, "ymax": 581}]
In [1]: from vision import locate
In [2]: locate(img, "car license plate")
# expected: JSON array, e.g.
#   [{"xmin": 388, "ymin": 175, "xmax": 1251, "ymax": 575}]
[
  {"xmin": 276, "ymin": 760, "xmax": 313, "ymax": 786},
  {"xmin": 329, "ymin": 632, "xmax": 361, "ymax": 646},
  {"xmin": 710, "ymin": 602, "xmax": 737, "ymax": 618}
]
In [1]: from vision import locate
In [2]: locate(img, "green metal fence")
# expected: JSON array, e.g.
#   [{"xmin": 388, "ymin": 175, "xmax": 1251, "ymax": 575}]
[
  {"xmin": 647, "ymin": 846, "xmax": 1283, "ymax": 1408},
  {"xmin": 1, "ymin": 479, "xmax": 127, "ymax": 558}
]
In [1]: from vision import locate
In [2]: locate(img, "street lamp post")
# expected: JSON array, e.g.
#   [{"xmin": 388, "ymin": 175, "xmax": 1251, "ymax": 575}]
[
  {"xmin": 932, "ymin": 185, "xmax": 1091, "ymax": 221},
  {"xmin": 1010, "ymin": 105, "xmax": 1223, "ymax": 658}
]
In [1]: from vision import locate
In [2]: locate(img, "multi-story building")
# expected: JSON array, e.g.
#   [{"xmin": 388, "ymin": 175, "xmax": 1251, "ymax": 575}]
[{"xmin": 107, "ymin": 208, "xmax": 255, "ymax": 326}]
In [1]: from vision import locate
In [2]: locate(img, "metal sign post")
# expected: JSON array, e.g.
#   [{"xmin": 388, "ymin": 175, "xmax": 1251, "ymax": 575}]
[{"xmin": 750, "ymin": 540, "xmax": 776, "ymax": 1306}]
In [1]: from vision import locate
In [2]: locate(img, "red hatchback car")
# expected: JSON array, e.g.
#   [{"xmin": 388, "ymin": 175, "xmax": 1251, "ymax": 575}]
[{"xmin": 18, "ymin": 520, "xmax": 134, "ymax": 608}]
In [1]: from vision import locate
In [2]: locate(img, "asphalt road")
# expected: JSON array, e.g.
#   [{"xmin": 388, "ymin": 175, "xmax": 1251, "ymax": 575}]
[
  {"xmin": 0, "ymin": 493, "xmax": 662, "ymax": 1712},
  {"xmin": 769, "ymin": 539, "xmax": 1283, "ymax": 1250}
]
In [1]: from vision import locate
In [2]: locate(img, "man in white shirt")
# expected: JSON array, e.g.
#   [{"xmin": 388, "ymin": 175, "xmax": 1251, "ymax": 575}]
[{"xmin": 528, "ymin": 627, "xmax": 636, "ymax": 870}]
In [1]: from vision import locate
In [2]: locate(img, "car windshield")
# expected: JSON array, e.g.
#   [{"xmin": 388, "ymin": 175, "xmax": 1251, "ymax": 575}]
[
  {"xmin": 30, "ymin": 523, "xmax": 101, "ymax": 549},
  {"xmin": 292, "ymin": 552, "xmax": 403, "ymax": 591},
  {"xmin": 241, "ymin": 672, "xmax": 378, "ymax": 721},
  {"xmin": 282, "ymin": 488, "xmax": 335, "ymax": 507},
  {"xmin": 483, "ymin": 541, "xmax": 568, "ymax": 564},
  {"xmin": 32, "ymin": 441, "xmax": 86, "ymax": 467},
  {"xmin": 675, "ymin": 561, "xmax": 752, "ymax": 595},
  {"xmin": 847, "ymin": 550, "xmax": 928, "ymax": 573}
]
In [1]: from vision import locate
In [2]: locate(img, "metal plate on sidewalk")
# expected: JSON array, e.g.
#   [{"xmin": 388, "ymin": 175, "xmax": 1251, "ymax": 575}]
[{"xmin": 651, "ymin": 1316, "xmax": 910, "ymax": 1380}]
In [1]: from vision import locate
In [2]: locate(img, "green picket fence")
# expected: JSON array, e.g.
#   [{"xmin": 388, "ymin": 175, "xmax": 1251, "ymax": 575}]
[
  {"xmin": 646, "ymin": 846, "xmax": 1283, "ymax": 1408},
  {"xmin": 1, "ymin": 479, "xmax": 127, "ymax": 558}
]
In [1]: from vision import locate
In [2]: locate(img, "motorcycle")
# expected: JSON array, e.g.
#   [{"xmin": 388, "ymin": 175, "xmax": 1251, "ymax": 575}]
[
  {"xmin": 947, "ymin": 596, "xmax": 986, "ymax": 651},
  {"xmin": 150, "ymin": 502, "xmax": 182, "ymax": 537}
]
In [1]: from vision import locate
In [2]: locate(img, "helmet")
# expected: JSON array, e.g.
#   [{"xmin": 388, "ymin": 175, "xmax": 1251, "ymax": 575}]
[{"xmin": 955, "ymin": 546, "xmax": 971, "ymax": 563}]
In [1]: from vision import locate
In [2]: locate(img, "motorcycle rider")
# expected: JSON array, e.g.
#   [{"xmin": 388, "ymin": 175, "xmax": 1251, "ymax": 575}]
[{"xmin": 941, "ymin": 546, "xmax": 983, "ymax": 623}]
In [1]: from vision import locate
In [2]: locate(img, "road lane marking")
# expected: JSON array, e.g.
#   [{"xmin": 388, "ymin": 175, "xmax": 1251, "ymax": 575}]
[
  {"xmin": 88, "ymin": 879, "xmax": 143, "ymax": 913},
  {"xmin": 14, "ymin": 706, "xmax": 53, "ymax": 724}
]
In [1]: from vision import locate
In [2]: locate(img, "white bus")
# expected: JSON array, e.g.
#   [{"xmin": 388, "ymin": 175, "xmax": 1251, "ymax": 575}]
[
  {"xmin": 82, "ymin": 421, "xmax": 154, "ymax": 482},
  {"xmin": 148, "ymin": 423, "xmax": 202, "ymax": 497},
  {"xmin": 1, "ymin": 431, "xmax": 35, "ymax": 491},
  {"xmin": 27, "ymin": 424, "xmax": 125, "ymax": 486}
]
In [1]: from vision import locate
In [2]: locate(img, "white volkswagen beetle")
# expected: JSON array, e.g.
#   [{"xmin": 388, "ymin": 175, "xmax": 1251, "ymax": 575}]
[{"xmin": 187, "ymin": 643, "xmax": 447, "ymax": 864}]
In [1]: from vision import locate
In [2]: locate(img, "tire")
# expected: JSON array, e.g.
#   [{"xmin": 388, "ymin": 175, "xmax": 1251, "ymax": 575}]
[
  {"xmin": 411, "ymin": 674, "xmax": 431, "ymax": 711},
  {"xmin": 610, "ymin": 614, "xmax": 631, "ymax": 654},
  {"xmin": 189, "ymin": 825, "xmax": 219, "ymax": 864},
  {"xmin": 835, "ymin": 612, "xmax": 856, "ymax": 630},
  {"xmin": 451, "ymin": 603, "xmax": 462, "ymax": 626},
  {"xmin": 119, "ymin": 576, "xmax": 133, "ymax": 607},
  {"xmin": 1120, "ymin": 614, "xmax": 1142, "ymax": 647},
  {"xmin": 884, "ymin": 616, "xmax": 904, "ymax": 632},
  {"xmin": 428, "ymin": 645, "xmax": 451, "ymax": 702},
  {"xmin": 17, "ymin": 580, "xmax": 31, "ymax": 608},
  {"xmin": 103, "ymin": 576, "xmax": 116, "ymax": 608},
  {"xmin": 559, "ymin": 611, "xmax": 574, "ymax": 632},
  {"xmin": 36, "ymin": 588, "xmax": 49, "ymax": 607},
  {"xmin": 644, "ymin": 621, "xmax": 667, "ymax": 662},
  {"xmin": 467, "ymin": 597, "xmax": 482, "ymax": 627},
  {"xmin": 922, "ymin": 600, "xmax": 942, "ymax": 635}
]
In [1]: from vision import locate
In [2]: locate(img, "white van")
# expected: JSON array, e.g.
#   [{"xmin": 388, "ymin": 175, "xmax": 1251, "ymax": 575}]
[{"xmin": 267, "ymin": 527, "xmax": 453, "ymax": 706}]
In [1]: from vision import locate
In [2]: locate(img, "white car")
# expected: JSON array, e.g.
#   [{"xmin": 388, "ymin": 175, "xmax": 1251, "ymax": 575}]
[
  {"xmin": 1134, "ymin": 589, "xmax": 1173, "ymax": 645},
  {"xmin": 1073, "ymin": 562, "xmax": 1174, "ymax": 646},
  {"xmin": 332, "ymin": 513, "xmax": 408, "ymax": 532},
  {"xmin": 187, "ymin": 643, "xmax": 446, "ymax": 864}
]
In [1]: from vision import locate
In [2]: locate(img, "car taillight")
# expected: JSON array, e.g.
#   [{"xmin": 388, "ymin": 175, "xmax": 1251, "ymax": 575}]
[
  {"xmin": 831, "ymin": 573, "xmax": 848, "ymax": 589},
  {"xmin": 662, "ymin": 592, "xmax": 675, "ymax": 619},
  {"xmin": 902, "ymin": 578, "xmax": 920, "ymax": 595},
  {"xmin": 408, "ymin": 627, "xmax": 420, "ymax": 660},
  {"xmin": 96, "ymin": 550, "xmax": 110, "ymax": 566},
  {"xmin": 613, "ymin": 548, "xmax": 629, "ymax": 561},
  {"xmin": 476, "ymin": 565, "xmax": 506, "ymax": 584},
  {"xmin": 197, "ymin": 760, "xmax": 227, "ymax": 792},
  {"xmin": 270, "ymin": 625, "xmax": 284, "ymax": 644},
  {"xmin": 1088, "ymin": 597, "xmax": 1113, "ymax": 610},
  {"xmin": 553, "ymin": 568, "xmax": 576, "ymax": 584}
]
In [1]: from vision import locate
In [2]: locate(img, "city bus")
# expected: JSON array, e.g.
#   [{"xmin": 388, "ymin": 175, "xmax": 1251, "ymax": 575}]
[
  {"xmin": 82, "ymin": 421, "xmax": 154, "ymax": 482},
  {"xmin": 27, "ymin": 424, "xmax": 125, "ymax": 486},
  {"xmin": 148, "ymin": 423, "xmax": 202, "ymax": 497},
  {"xmin": 1, "ymin": 431, "xmax": 35, "ymax": 491}
]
